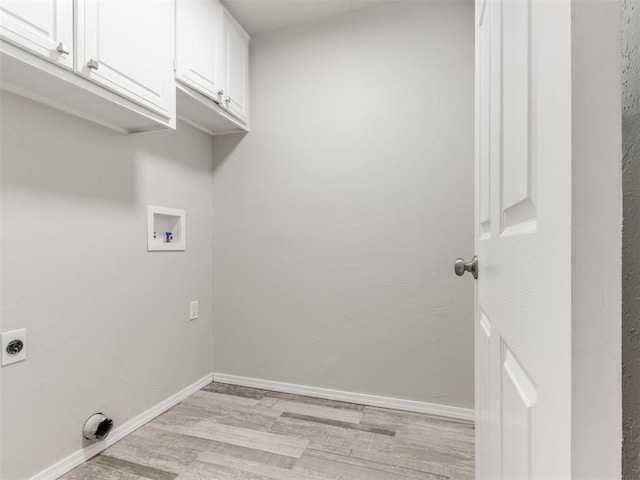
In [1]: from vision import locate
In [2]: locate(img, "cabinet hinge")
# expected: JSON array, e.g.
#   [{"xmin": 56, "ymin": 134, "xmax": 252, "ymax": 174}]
[{"xmin": 173, "ymin": 58, "xmax": 177, "ymax": 72}]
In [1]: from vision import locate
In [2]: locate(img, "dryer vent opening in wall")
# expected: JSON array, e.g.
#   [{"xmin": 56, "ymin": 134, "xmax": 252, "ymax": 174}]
[{"xmin": 83, "ymin": 413, "xmax": 114, "ymax": 442}]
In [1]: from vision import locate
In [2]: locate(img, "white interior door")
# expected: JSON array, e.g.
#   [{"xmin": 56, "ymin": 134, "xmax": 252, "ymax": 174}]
[{"xmin": 473, "ymin": 0, "xmax": 573, "ymax": 478}]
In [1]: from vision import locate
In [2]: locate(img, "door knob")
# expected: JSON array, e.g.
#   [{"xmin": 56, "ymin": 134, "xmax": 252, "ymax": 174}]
[
  {"xmin": 454, "ymin": 256, "xmax": 478, "ymax": 279},
  {"xmin": 87, "ymin": 59, "xmax": 99, "ymax": 70}
]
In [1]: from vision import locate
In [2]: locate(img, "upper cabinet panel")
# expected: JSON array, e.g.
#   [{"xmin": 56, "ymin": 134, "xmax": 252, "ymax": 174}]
[
  {"xmin": 222, "ymin": 9, "xmax": 249, "ymax": 123},
  {"xmin": 176, "ymin": 0, "xmax": 224, "ymax": 102},
  {"xmin": 0, "ymin": 0, "xmax": 73, "ymax": 69},
  {"xmin": 75, "ymin": 0, "xmax": 175, "ymax": 119},
  {"xmin": 174, "ymin": 0, "xmax": 249, "ymax": 135}
]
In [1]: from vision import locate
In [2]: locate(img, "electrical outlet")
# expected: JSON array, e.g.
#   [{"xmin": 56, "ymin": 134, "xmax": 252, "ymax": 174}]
[
  {"xmin": 190, "ymin": 301, "xmax": 199, "ymax": 320},
  {"xmin": 1, "ymin": 328, "xmax": 27, "ymax": 366}
]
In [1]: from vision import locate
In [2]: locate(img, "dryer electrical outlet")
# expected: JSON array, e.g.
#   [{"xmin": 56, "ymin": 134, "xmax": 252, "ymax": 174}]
[{"xmin": 1, "ymin": 328, "xmax": 27, "ymax": 366}]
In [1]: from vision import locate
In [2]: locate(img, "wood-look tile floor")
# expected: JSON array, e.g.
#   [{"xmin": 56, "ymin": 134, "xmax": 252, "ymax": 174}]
[{"xmin": 60, "ymin": 383, "xmax": 474, "ymax": 480}]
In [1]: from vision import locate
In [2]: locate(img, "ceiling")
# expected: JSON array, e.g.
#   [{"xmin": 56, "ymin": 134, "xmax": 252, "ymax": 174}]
[{"xmin": 221, "ymin": 0, "xmax": 401, "ymax": 36}]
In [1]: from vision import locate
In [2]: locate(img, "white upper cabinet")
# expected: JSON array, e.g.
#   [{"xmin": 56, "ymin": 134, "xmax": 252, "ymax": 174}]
[
  {"xmin": 0, "ymin": 0, "xmax": 247, "ymax": 135},
  {"xmin": 176, "ymin": 0, "xmax": 224, "ymax": 102},
  {"xmin": 75, "ymin": 0, "xmax": 175, "ymax": 120},
  {"xmin": 1, "ymin": 0, "xmax": 176, "ymax": 132},
  {"xmin": 221, "ymin": 9, "xmax": 249, "ymax": 124},
  {"xmin": 0, "ymin": 0, "xmax": 73, "ymax": 69},
  {"xmin": 175, "ymin": 0, "xmax": 250, "ymax": 135}
]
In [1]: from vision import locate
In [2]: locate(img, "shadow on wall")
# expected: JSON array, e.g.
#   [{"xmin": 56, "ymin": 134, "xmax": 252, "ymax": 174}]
[
  {"xmin": 0, "ymin": 92, "xmax": 216, "ymax": 203},
  {"xmin": 0, "ymin": 92, "xmax": 136, "ymax": 203},
  {"xmin": 211, "ymin": 132, "xmax": 247, "ymax": 175}
]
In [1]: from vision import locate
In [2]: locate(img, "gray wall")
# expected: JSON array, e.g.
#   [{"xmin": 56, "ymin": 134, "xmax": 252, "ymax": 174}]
[
  {"xmin": 211, "ymin": 1, "xmax": 475, "ymax": 408},
  {"xmin": 623, "ymin": 0, "xmax": 640, "ymax": 477},
  {"xmin": 0, "ymin": 92, "xmax": 215, "ymax": 479}
]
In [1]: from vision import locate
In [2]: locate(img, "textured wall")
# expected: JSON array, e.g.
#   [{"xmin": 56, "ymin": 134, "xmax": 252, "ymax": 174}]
[
  {"xmin": 0, "ymin": 93, "xmax": 215, "ymax": 479},
  {"xmin": 623, "ymin": 0, "xmax": 640, "ymax": 477},
  {"xmin": 211, "ymin": 1, "xmax": 475, "ymax": 408}
]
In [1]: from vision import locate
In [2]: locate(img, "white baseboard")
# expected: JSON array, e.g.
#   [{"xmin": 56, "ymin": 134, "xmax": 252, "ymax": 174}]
[
  {"xmin": 31, "ymin": 373, "xmax": 213, "ymax": 480},
  {"xmin": 30, "ymin": 371, "xmax": 473, "ymax": 479},
  {"xmin": 212, "ymin": 373, "xmax": 475, "ymax": 422}
]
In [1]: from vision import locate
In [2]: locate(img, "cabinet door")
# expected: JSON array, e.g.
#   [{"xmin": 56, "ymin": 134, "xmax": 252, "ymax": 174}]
[
  {"xmin": 176, "ymin": 0, "xmax": 223, "ymax": 102},
  {"xmin": 75, "ymin": 0, "xmax": 174, "ymax": 120},
  {"xmin": 222, "ymin": 9, "xmax": 249, "ymax": 123},
  {"xmin": 0, "ymin": 0, "xmax": 73, "ymax": 69}
]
